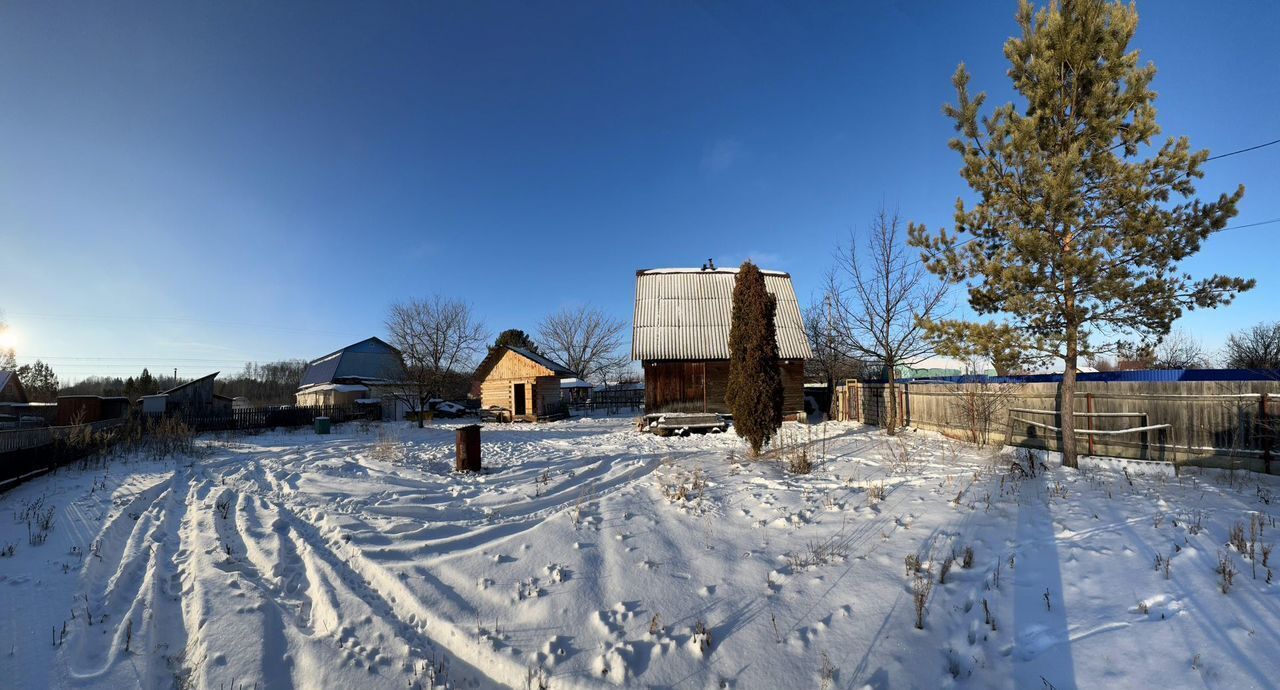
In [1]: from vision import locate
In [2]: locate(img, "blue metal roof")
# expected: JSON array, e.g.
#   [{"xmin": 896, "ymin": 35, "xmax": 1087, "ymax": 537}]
[
  {"xmin": 901, "ymin": 368, "xmax": 1280, "ymax": 385},
  {"xmin": 299, "ymin": 337, "xmax": 406, "ymax": 387}
]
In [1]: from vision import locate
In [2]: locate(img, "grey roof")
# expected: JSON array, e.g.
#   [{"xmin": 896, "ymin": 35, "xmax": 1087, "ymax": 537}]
[
  {"xmin": 299, "ymin": 337, "xmax": 407, "ymax": 387},
  {"xmin": 162, "ymin": 371, "xmax": 218, "ymax": 395},
  {"xmin": 632, "ymin": 268, "xmax": 814, "ymax": 361}
]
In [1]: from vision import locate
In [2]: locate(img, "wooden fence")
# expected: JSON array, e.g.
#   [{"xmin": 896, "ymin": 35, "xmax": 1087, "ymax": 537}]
[
  {"xmin": 0, "ymin": 420, "xmax": 127, "ymax": 490},
  {"xmin": 833, "ymin": 379, "xmax": 1280, "ymax": 473},
  {"xmin": 0, "ymin": 405, "xmax": 372, "ymax": 493},
  {"xmin": 169, "ymin": 404, "xmax": 372, "ymax": 432},
  {"xmin": 569, "ymin": 387, "xmax": 644, "ymax": 414}
]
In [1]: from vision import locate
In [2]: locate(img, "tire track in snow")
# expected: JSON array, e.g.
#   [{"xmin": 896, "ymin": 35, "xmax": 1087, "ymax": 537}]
[{"xmin": 63, "ymin": 470, "xmax": 192, "ymax": 685}]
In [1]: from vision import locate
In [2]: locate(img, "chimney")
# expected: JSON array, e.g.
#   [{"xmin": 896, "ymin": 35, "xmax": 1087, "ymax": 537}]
[{"xmin": 708, "ymin": 258, "xmax": 716, "ymax": 270}]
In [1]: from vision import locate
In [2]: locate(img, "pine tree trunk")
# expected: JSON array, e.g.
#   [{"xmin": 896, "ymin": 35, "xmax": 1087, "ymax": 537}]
[{"xmin": 1059, "ymin": 333, "xmax": 1079, "ymax": 469}]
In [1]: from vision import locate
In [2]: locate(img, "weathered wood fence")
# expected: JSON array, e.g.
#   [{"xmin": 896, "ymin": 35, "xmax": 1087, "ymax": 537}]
[
  {"xmin": 170, "ymin": 404, "xmax": 371, "ymax": 432},
  {"xmin": 0, "ymin": 419, "xmax": 127, "ymax": 490},
  {"xmin": 833, "ymin": 380, "xmax": 1280, "ymax": 473},
  {"xmin": 0, "ymin": 405, "xmax": 372, "ymax": 493}
]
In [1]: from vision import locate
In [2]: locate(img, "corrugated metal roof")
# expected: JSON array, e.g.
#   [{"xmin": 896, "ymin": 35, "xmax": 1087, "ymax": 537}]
[
  {"xmin": 632, "ymin": 268, "xmax": 813, "ymax": 361},
  {"xmin": 299, "ymin": 337, "xmax": 406, "ymax": 387}
]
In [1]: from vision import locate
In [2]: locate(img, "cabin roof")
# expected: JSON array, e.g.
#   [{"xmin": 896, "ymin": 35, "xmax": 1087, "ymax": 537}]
[
  {"xmin": 632, "ymin": 267, "xmax": 814, "ymax": 361},
  {"xmin": 474, "ymin": 346, "xmax": 575, "ymax": 381},
  {"xmin": 162, "ymin": 372, "xmax": 218, "ymax": 394}
]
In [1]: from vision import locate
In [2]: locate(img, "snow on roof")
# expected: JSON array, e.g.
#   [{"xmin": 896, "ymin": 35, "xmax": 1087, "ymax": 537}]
[
  {"xmin": 560, "ymin": 378, "xmax": 593, "ymax": 388},
  {"xmin": 632, "ymin": 268, "xmax": 813, "ymax": 361},
  {"xmin": 637, "ymin": 267, "xmax": 791, "ymax": 277}
]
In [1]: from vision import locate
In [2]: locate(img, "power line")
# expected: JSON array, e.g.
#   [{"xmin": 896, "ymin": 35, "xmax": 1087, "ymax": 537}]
[
  {"xmin": 1206, "ymin": 138, "xmax": 1280, "ymax": 161},
  {"xmin": 13, "ymin": 355, "xmax": 297, "ymax": 363},
  {"xmin": 4, "ymin": 311, "xmax": 365, "ymax": 338}
]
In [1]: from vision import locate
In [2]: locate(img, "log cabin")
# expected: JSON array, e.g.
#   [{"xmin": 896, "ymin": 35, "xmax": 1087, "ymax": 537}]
[
  {"xmin": 473, "ymin": 346, "xmax": 575, "ymax": 422},
  {"xmin": 632, "ymin": 267, "xmax": 813, "ymax": 428}
]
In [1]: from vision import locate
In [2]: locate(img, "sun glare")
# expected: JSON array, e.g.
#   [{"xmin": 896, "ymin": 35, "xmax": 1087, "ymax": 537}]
[{"xmin": 0, "ymin": 329, "xmax": 17, "ymax": 351}]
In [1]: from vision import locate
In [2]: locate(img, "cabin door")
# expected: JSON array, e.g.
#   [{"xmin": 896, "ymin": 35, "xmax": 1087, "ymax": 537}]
[{"xmin": 513, "ymin": 383, "xmax": 527, "ymax": 416}]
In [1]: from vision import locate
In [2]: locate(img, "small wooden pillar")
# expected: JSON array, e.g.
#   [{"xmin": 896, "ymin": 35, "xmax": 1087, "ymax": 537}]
[{"xmin": 455, "ymin": 424, "xmax": 482, "ymax": 472}]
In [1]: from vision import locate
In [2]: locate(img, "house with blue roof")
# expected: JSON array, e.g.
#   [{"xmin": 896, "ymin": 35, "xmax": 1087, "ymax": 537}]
[{"xmin": 295, "ymin": 337, "xmax": 412, "ymax": 418}]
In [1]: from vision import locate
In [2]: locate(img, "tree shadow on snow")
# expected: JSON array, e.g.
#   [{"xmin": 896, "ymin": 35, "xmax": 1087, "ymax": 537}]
[{"xmin": 1012, "ymin": 455, "xmax": 1078, "ymax": 690}]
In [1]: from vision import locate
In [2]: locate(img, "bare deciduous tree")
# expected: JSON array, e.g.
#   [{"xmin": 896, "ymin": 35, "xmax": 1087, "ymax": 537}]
[
  {"xmin": 1223, "ymin": 322, "xmax": 1280, "ymax": 370},
  {"xmin": 826, "ymin": 207, "xmax": 949, "ymax": 435},
  {"xmin": 1153, "ymin": 329, "xmax": 1210, "ymax": 369},
  {"xmin": 803, "ymin": 299, "xmax": 877, "ymax": 388},
  {"xmin": 385, "ymin": 296, "xmax": 487, "ymax": 427},
  {"xmin": 537, "ymin": 305, "xmax": 628, "ymax": 384}
]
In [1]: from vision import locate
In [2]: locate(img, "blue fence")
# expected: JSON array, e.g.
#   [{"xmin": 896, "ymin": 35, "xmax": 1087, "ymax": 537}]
[{"xmin": 899, "ymin": 369, "xmax": 1280, "ymax": 385}]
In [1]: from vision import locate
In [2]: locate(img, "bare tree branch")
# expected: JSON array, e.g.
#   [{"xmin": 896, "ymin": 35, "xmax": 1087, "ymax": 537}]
[
  {"xmin": 537, "ymin": 305, "xmax": 628, "ymax": 384},
  {"xmin": 385, "ymin": 296, "xmax": 487, "ymax": 427}
]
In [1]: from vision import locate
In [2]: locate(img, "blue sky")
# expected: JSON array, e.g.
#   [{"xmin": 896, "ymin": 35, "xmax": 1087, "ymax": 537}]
[{"xmin": 1, "ymin": 1, "xmax": 1277, "ymax": 381}]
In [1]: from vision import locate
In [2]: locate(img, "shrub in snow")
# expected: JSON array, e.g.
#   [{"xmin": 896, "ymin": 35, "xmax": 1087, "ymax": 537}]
[
  {"xmin": 904, "ymin": 554, "xmax": 922, "ymax": 576},
  {"xmin": 912, "ymin": 571, "xmax": 933, "ymax": 630},
  {"xmin": 691, "ymin": 619, "xmax": 713, "ymax": 655},
  {"xmin": 819, "ymin": 652, "xmax": 836, "ymax": 689},
  {"xmin": 1216, "ymin": 551, "xmax": 1237, "ymax": 594}
]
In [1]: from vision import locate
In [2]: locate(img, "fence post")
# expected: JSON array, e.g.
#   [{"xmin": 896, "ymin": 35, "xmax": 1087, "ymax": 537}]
[
  {"xmin": 1086, "ymin": 393, "xmax": 1095, "ymax": 456},
  {"xmin": 1261, "ymin": 392, "xmax": 1272, "ymax": 474}
]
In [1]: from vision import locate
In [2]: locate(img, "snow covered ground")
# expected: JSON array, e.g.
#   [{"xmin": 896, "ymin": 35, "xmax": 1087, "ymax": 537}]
[{"xmin": 2, "ymin": 416, "xmax": 1278, "ymax": 689}]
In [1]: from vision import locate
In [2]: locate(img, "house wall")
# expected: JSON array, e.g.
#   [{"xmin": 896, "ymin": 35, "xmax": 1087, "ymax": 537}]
[
  {"xmin": 534, "ymin": 376, "xmax": 562, "ymax": 416},
  {"xmin": 295, "ymin": 388, "xmax": 365, "ymax": 408},
  {"xmin": 643, "ymin": 359, "xmax": 806, "ymax": 416},
  {"xmin": 55, "ymin": 397, "xmax": 104, "ymax": 426},
  {"xmin": 479, "ymin": 350, "xmax": 557, "ymax": 419},
  {"xmin": 167, "ymin": 377, "xmax": 216, "ymax": 412},
  {"xmin": 0, "ymin": 378, "xmax": 27, "ymax": 404}
]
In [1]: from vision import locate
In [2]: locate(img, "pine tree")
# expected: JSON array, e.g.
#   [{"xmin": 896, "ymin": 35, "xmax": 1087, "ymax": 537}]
[
  {"xmin": 16, "ymin": 360, "xmax": 59, "ymax": 402},
  {"xmin": 493, "ymin": 329, "xmax": 540, "ymax": 354},
  {"xmin": 909, "ymin": 0, "xmax": 1253, "ymax": 468},
  {"xmin": 725, "ymin": 262, "xmax": 783, "ymax": 456},
  {"xmin": 137, "ymin": 368, "xmax": 158, "ymax": 395}
]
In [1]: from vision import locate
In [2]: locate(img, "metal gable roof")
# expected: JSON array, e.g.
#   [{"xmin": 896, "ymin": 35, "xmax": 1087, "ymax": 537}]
[
  {"xmin": 631, "ymin": 268, "xmax": 814, "ymax": 361},
  {"xmin": 299, "ymin": 337, "xmax": 407, "ymax": 387}
]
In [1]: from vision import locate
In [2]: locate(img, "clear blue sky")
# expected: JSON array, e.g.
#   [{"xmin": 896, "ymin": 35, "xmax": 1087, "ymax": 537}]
[{"xmin": 1, "ymin": 1, "xmax": 1277, "ymax": 381}]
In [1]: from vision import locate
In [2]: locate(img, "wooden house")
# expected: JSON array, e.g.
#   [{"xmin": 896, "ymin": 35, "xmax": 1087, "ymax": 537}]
[
  {"xmin": 632, "ymin": 267, "xmax": 813, "ymax": 425},
  {"xmin": 54, "ymin": 395, "xmax": 130, "ymax": 426},
  {"xmin": 0, "ymin": 371, "xmax": 27, "ymax": 404},
  {"xmin": 473, "ymin": 346, "xmax": 575, "ymax": 422},
  {"xmin": 142, "ymin": 372, "xmax": 233, "ymax": 416}
]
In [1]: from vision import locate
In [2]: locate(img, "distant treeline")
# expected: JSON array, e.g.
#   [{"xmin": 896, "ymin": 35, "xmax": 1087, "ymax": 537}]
[{"xmin": 57, "ymin": 360, "xmax": 309, "ymax": 406}]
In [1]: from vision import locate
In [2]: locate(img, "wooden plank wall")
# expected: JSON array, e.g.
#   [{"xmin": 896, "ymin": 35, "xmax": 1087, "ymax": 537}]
[
  {"xmin": 479, "ymin": 350, "xmax": 561, "ymax": 417},
  {"xmin": 834, "ymin": 379, "xmax": 1280, "ymax": 471},
  {"xmin": 644, "ymin": 359, "xmax": 806, "ymax": 416},
  {"xmin": 534, "ymin": 376, "xmax": 561, "ymax": 416}
]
